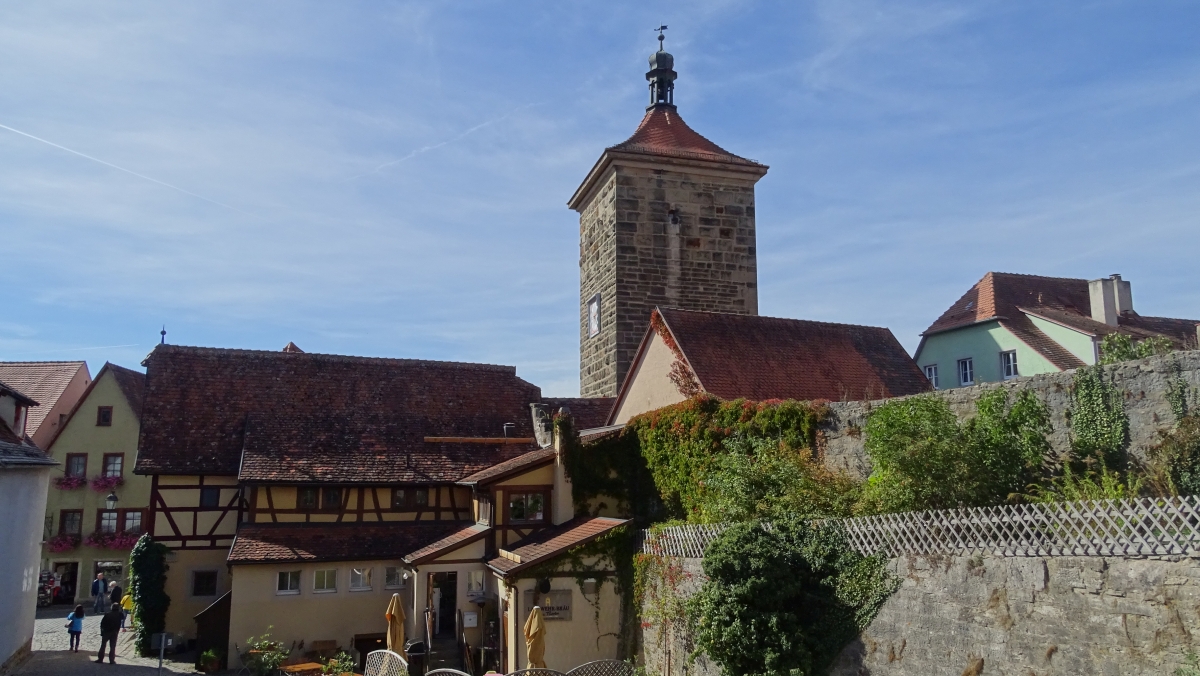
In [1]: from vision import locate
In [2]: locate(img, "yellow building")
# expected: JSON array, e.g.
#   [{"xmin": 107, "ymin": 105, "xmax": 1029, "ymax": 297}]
[{"xmin": 40, "ymin": 363, "xmax": 147, "ymax": 604}]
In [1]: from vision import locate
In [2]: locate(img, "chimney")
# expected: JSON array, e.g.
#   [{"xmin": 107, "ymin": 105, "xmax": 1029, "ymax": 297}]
[
  {"xmin": 1089, "ymin": 277, "xmax": 1118, "ymax": 326},
  {"xmin": 1112, "ymin": 274, "xmax": 1133, "ymax": 314}
]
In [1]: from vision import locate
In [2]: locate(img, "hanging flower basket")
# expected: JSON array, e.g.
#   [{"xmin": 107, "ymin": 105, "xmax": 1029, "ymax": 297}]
[
  {"xmin": 54, "ymin": 476, "xmax": 87, "ymax": 490},
  {"xmin": 85, "ymin": 531, "xmax": 141, "ymax": 550},
  {"xmin": 90, "ymin": 475, "xmax": 124, "ymax": 492},
  {"xmin": 46, "ymin": 533, "xmax": 81, "ymax": 552}
]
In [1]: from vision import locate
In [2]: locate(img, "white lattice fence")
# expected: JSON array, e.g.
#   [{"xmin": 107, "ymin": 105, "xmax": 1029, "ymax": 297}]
[{"xmin": 640, "ymin": 497, "xmax": 1200, "ymax": 559}]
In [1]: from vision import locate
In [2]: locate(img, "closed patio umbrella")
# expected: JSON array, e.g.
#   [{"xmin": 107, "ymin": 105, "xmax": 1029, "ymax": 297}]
[
  {"xmin": 385, "ymin": 592, "xmax": 407, "ymax": 659},
  {"xmin": 523, "ymin": 606, "xmax": 546, "ymax": 669}
]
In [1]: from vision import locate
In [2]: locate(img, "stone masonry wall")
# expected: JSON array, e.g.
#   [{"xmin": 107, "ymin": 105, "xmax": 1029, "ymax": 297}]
[
  {"xmin": 640, "ymin": 554, "xmax": 1200, "ymax": 676},
  {"xmin": 578, "ymin": 162, "xmax": 762, "ymax": 397},
  {"xmin": 821, "ymin": 349, "xmax": 1200, "ymax": 479}
]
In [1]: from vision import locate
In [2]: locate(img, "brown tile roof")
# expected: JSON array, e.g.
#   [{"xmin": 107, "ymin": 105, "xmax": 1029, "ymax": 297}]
[
  {"xmin": 486, "ymin": 517, "xmax": 630, "ymax": 577},
  {"xmin": 541, "ymin": 398, "xmax": 615, "ymax": 431},
  {"xmin": 239, "ymin": 414, "xmax": 541, "ymax": 483},
  {"xmin": 136, "ymin": 345, "xmax": 542, "ymax": 476},
  {"xmin": 922, "ymin": 273, "xmax": 1200, "ymax": 370},
  {"xmin": 456, "ymin": 447, "xmax": 556, "ymax": 487},
  {"xmin": 649, "ymin": 307, "xmax": 930, "ymax": 403},
  {"xmin": 0, "ymin": 417, "xmax": 54, "ymax": 467},
  {"xmin": 404, "ymin": 523, "xmax": 489, "ymax": 565},
  {"xmin": 228, "ymin": 522, "xmax": 466, "ymax": 565},
  {"xmin": 0, "ymin": 378, "xmax": 38, "ymax": 406},
  {"xmin": 0, "ymin": 362, "xmax": 88, "ymax": 435},
  {"xmin": 608, "ymin": 107, "xmax": 764, "ymax": 168}
]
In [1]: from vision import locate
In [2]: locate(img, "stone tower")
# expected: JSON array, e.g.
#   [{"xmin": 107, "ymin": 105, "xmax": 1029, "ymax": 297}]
[{"xmin": 568, "ymin": 38, "xmax": 769, "ymax": 398}]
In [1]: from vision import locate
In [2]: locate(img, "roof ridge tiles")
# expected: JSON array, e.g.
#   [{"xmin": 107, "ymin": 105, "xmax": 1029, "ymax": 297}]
[
  {"xmin": 149, "ymin": 344, "xmax": 518, "ymax": 373},
  {"xmin": 658, "ymin": 306, "xmax": 896, "ymax": 332}
]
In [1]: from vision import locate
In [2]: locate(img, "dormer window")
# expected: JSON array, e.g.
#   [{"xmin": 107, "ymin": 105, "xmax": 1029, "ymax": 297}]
[{"xmin": 508, "ymin": 492, "xmax": 545, "ymax": 523}]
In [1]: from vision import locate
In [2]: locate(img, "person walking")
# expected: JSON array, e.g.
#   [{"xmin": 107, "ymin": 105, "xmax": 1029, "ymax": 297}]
[
  {"xmin": 97, "ymin": 604, "xmax": 122, "ymax": 664},
  {"xmin": 90, "ymin": 572, "xmax": 106, "ymax": 613},
  {"xmin": 120, "ymin": 592, "xmax": 134, "ymax": 632},
  {"xmin": 108, "ymin": 581, "xmax": 122, "ymax": 609},
  {"xmin": 64, "ymin": 605, "xmax": 84, "ymax": 652}
]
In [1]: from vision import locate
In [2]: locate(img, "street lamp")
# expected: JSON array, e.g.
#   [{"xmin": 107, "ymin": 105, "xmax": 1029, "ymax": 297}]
[{"xmin": 105, "ymin": 491, "xmax": 119, "ymax": 510}]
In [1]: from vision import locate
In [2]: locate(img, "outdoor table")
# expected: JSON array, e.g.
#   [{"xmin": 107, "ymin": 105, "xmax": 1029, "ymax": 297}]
[{"xmin": 279, "ymin": 662, "xmax": 324, "ymax": 675}]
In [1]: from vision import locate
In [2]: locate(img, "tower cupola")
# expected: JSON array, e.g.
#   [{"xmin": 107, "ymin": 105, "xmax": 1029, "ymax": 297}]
[{"xmin": 646, "ymin": 27, "xmax": 676, "ymax": 109}]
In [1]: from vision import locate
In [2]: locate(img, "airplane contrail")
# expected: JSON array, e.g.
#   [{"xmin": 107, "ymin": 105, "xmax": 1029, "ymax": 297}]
[
  {"xmin": 0, "ymin": 122, "xmax": 251, "ymax": 215},
  {"xmin": 342, "ymin": 102, "xmax": 541, "ymax": 182}
]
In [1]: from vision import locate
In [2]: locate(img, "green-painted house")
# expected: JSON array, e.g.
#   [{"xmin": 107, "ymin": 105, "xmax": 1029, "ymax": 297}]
[{"xmin": 914, "ymin": 272, "xmax": 1200, "ymax": 389}]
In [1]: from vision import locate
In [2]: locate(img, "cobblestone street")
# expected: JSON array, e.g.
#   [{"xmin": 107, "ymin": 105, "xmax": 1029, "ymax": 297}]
[{"xmin": 16, "ymin": 607, "xmax": 197, "ymax": 676}]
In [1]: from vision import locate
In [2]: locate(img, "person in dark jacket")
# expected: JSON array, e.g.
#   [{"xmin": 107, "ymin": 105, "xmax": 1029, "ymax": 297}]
[
  {"xmin": 109, "ymin": 581, "xmax": 122, "ymax": 606},
  {"xmin": 97, "ymin": 604, "xmax": 122, "ymax": 663},
  {"xmin": 91, "ymin": 572, "xmax": 107, "ymax": 613}
]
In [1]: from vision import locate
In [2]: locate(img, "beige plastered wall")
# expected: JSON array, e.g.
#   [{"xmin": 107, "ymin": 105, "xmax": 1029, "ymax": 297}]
[
  {"xmin": 611, "ymin": 331, "xmax": 687, "ymax": 424},
  {"xmin": 42, "ymin": 370, "xmax": 149, "ymax": 599},
  {"xmin": 228, "ymin": 559, "xmax": 415, "ymax": 667},
  {"xmin": 497, "ymin": 562, "xmax": 621, "ymax": 672},
  {"xmin": 162, "ymin": 548, "xmax": 231, "ymax": 640}
]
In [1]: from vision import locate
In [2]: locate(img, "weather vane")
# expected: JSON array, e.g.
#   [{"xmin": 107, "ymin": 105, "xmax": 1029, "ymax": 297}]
[{"xmin": 655, "ymin": 25, "xmax": 668, "ymax": 50}]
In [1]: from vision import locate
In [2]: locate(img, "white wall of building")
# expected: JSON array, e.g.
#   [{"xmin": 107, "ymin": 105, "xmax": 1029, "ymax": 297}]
[{"xmin": 0, "ymin": 466, "xmax": 52, "ymax": 672}]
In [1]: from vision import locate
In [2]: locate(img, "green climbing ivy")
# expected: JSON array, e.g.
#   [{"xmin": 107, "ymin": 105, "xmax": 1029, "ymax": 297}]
[
  {"xmin": 1069, "ymin": 365, "xmax": 1129, "ymax": 470},
  {"xmin": 128, "ymin": 535, "xmax": 171, "ymax": 656},
  {"xmin": 1098, "ymin": 333, "xmax": 1173, "ymax": 365}
]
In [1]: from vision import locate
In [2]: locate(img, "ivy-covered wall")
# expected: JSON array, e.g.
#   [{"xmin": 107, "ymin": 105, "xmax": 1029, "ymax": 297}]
[{"xmin": 822, "ymin": 349, "xmax": 1200, "ymax": 479}]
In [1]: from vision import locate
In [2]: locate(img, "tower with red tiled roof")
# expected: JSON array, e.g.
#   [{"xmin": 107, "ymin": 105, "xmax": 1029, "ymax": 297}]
[{"xmin": 568, "ymin": 38, "xmax": 769, "ymax": 397}]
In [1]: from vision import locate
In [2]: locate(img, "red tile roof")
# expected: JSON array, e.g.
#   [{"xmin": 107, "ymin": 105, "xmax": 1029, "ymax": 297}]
[
  {"xmin": 0, "ymin": 362, "xmax": 88, "ymax": 436},
  {"xmin": 608, "ymin": 107, "xmax": 763, "ymax": 168},
  {"xmin": 228, "ymin": 522, "xmax": 466, "ymax": 565},
  {"xmin": 136, "ymin": 345, "xmax": 543, "ymax": 476},
  {"xmin": 486, "ymin": 516, "xmax": 630, "ymax": 576},
  {"xmin": 646, "ymin": 307, "xmax": 930, "ymax": 403},
  {"xmin": 457, "ymin": 447, "xmax": 556, "ymax": 487},
  {"xmin": 404, "ymin": 523, "xmax": 489, "ymax": 565},
  {"xmin": 541, "ymin": 398, "xmax": 615, "ymax": 431},
  {"xmin": 922, "ymin": 273, "xmax": 1199, "ymax": 370}
]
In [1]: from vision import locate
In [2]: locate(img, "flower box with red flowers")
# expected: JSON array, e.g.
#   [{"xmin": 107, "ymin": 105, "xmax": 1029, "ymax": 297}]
[
  {"xmin": 85, "ymin": 531, "xmax": 141, "ymax": 550},
  {"xmin": 53, "ymin": 476, "xmax": 87, "ymax": 490},
  {"xmin": 46, "ymin": 533, "xmax": 81, "ymax": 553},
  {"xmin": 90, "ymin": 475, "xmax": 124, "ymax": 492}
]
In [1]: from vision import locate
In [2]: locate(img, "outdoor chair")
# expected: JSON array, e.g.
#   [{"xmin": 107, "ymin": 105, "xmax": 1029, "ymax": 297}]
[
  {"xmin": 231, "ymin": 643, "xmax": 253, "ymax": 676},
  {"xmin": 565, "ymin": 660, "xmax": 634, "ymax": 676},
  {"xmin": 425, "ymin": 670, "xmax": 473, "ymax": 676},
  {"xmin": 507, "ymin": 669, "xmax": 567, "ymax": 676},
  {"xmin": 364, "ymin": 649, "xmax": 409, "ymax": 676}
]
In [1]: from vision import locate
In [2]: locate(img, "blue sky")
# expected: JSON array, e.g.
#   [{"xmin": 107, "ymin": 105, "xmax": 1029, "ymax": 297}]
[{"xmin": 2, "ymin": 1, "xmax": 1199, "ymax": 396}]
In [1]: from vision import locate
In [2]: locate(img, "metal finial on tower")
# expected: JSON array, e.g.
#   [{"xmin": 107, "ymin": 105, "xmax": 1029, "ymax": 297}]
[
  {"xmin": 646, "ymin": 26, "xmax": 677, "ymax": 110},
  {"xmin": 160, "ymin": 326, "xmax": 166, "ymax": 345}
]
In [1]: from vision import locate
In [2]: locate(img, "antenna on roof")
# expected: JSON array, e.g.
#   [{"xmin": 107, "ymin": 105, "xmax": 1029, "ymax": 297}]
[
  {"xmin": 160, "ymin": 326, "xmax": 167, "ymax": 345},
  {"xmin": 655, "ymin": 25, "xmax": 668, "ymax": 50}
]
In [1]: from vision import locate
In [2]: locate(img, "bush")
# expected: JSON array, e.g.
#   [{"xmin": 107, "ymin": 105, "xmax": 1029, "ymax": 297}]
[
  {"xmin": 243, "ymin": 629, "xmax": 290, "ymax": 676},
  {"xmin": 1027, "ymin": 463, "xmax": 1143, "ymax": 502},
  {"xmin": 1098, "ymin": 334, "xmax": 1172, "ymax": 365},
  {"xmin": 1149, "ymin": 415, "xmax": 1200, "ymax": 496},
  {"xmin": 1069, "ymin": 365, "xmax": 1129, "ymax": 469},
  {"xmin": 858, "ymin": 390, "xmax": 1051, "ymax": 513},
  {"xmin": 687, "ymin": 518, "xmax": 894, "ymax": 676},
  {"xmin": 697, "ymin": 434, "xmax": 859, "ymax": 523},
  {"xmin": 129, "ymin": 535, "xmax": 171, "ymax": 656}
]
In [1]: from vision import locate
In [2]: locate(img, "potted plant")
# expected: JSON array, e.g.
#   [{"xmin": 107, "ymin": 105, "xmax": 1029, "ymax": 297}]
[
  {"xmin": 322, "ymin": 650, "xmax": 357, "ymax": 676},
  {"xmin": 53, "ymin": 476, "xmax": 86, "ymax": 490},
  {"xmin": 198, "ymin": 648, "xmax": 223, "ymax": 673},
  {"xmin": 243, "ymin": 628, "xmax": 289, "ymax": 676},
  {"xmin": 46, "ymin": 533, "xmax": 80, "ymax": 553},
  {"xmin": 91, "ymin": 475, "xmax": 124, "ymax": 492}
]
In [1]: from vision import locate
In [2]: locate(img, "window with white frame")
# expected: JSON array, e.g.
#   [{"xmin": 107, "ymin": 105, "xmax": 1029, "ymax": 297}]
[
  {"xmin": 314, "ymin": 569, "xmax": 337, "ymax": 593},
  {"xmin": 385, "ymin": 567, "xmax": 406, "ymax": 590},
  {"xmin": 958, "ymin": 358, "xmax": 974, "ymax": 386},
  {"xmin": 277, "ymin": 571, "xmax": 300, "ymax": 595},
  {"xmin": 1000, "ymin": 351, "xmax": 1018, "ymax": 380},
  {"xmin": 924, "ymin": 364, "xmax": 939, "ymax": 389},
  {"xmin": 350, "ymin": 567, "xmax": 372, "ymax": 591}
]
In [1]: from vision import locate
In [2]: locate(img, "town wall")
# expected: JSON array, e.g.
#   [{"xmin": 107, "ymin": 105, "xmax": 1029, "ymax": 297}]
[
  {"xmin": 822, "ymin": 349, "xmax": 1200, "ymax": 479},
  {"xmin": 640, "ymin": 553, "xmax": 1200, "ymax": 676}
]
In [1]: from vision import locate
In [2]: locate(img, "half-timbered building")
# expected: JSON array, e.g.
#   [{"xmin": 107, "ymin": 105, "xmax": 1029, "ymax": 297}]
[{"xmin": 133, "ymin": 343, "xmax": 621, "ymax": 671}]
